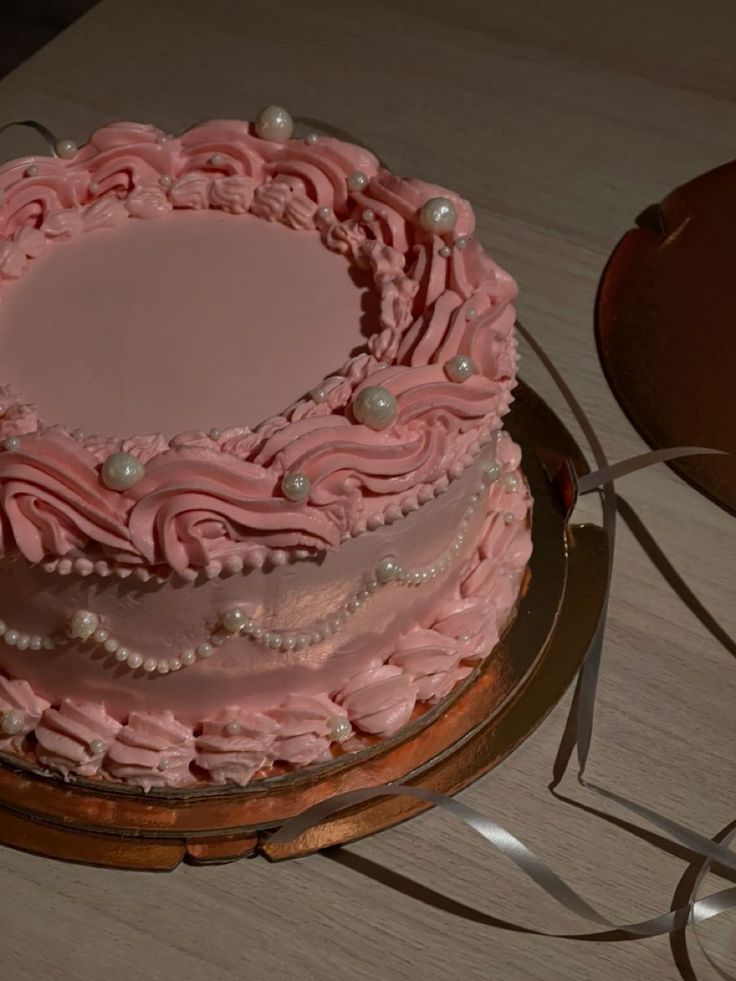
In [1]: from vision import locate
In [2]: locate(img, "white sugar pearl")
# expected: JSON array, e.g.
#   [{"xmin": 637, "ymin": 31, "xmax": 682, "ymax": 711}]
[
  {"xmin": 88, "ymin": 738, "xmax": 105, "ymax": 754},
  {"xmin": 375, "ymin": 555, "xmax": 400, "ymax": 584},
  {"xmin": 329, "ymin": 716, "xmax": 353, "ymax": 743},
  {"xmin": 93, "ymin": 628, "xmax": 109, "ymax": 644},
  {"xmin": 305, "ymin": 132, "xmax": 319, "ymax": 145},
  {"xmin": 222, "ymin": 607, "xmax": 247, "ymax": 633},
  {"xmin": 347, "ymin": 596, "xmax": 362, "ymax": 613},
  {"xmin": 25, "ymin": 165, "xmax": 39, "ymax": 178},
  {"xmin": 455, "ymin": 235, "xmax": 469, "ymax": 249},
  {"xmin": 482, "ymin": 462, "xmax": 502, "ymax": 485},
  {"xmin": 4, "ymin": 436, "xmax": 20, "ymax": 451},
  {"xmin": 267, "ymin": 633, "xmax": 282, "ymax": 649},
  {"xmin": 157, "ymin": 758, "xmax": 172, "ymax": 771},
  {"xmin": 347, "ymin": 171, "xmax": 368, "ymax": 191},
  {"xmin": 30, "ymin": 635, "xmax": 42, "ymax": 651},
  {"xmin": 311, "ymin": 385, "xmax": 328, "ymax": 403},
  {"xmin": 127, "ymin": 652, "xmax": 143, "ymax": 669},
  {"xmin": 281, "ymin": 472, "xmax": 311, "ymax": 502},
  {"xmin": 502, "ymin": 472, "xmax": 519, "ymax": 493},
  {"xmin": 225, "ymin": 719, "xmax": 241, "ymax": 735},
  {"xmin": 67, "ymin": 609, "xmax": 99, "ymax": 642},
  {"xmin": 0, "ymin": 709, "xmax": 25, "ymax": 736},
  {"xmin": 281, "ymin": 634, "xmax": 297, "ymax": 650},
  {"xmin": 141, "ymin": 659, "xmax": 157, "ymax": 674},
  {"xmin": 88, "ymin": 181, "xmax": 99, "ymax": 195},
  {"xmin": 365, "ymin": 579, "xmax": 379, "ymax": 593},
  {"xmin": 210, "ymin": 153, "xmax": 225, "ymax": 166},
  {"xmin": 254, "ymin": 105, "xmax": 294, "ymax": 142},
  {"xmin": 311, "ymin": 629, "xmax": 325, "ymax": 644},
  {"xmin": 361, "ymin": 208, "xmax": 375, "ymax": 223},
  {"xmin": 250, "ymin": 626, "xmax": 264, "ymax": 640},
  {"xmin": 419, "ymin": 196, "xmax": 457, "ymax": 234},
  {"xmin": 55, "ymin": 138, "xmax": 78, "ymax": 159},
  {"xmin": 352, "ymin": 386, "xmax": 397, "ymax": 431},
  {"xmin": 101, "ymin": 452, "xmax": 145, "ymax": 491},
  {"xmin": 439, "ymin": 245, "xmax": 452, "ymax": 258},
  {"xmin": 466, "ymin": 308, "xmax": 477, "ymax": 320},
  {"xmin": 169, "ymin": 658, "xmax": 182, "ymax": 671},
  {"xmin": 104, "ymin": 637, "xmax": 119, "ymax": 654},
  {"xmin": 209, "ymin": 428, "xmax": 222, "ymax": 439},
  {"xmin": 296, "ymin": 634, "xmax": 311, "ymax": 650},
  {"xmin": 503, "ymin": 512, "xmax": 515, "ymax": 525},
  {"xmin": 181, "ymin": 650, "xmax": 196, "ymax": 666},
  {"xmin": 196, "ymin": 642, "xmax": 213, "ymax": 659},
  {"xmin": 444, "ymin": 355, "xmax": 475, "ymax": 383},
  {"xmin": 315, "ymin": 207, "xmax": 331, "ymax": 221}
]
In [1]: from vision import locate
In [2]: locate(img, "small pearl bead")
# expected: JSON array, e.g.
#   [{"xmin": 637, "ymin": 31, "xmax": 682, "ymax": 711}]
[
  {"xmin": 281, "ymin": 633, "xmax": 297, "ymax": 650},
  {"xmin": 254, "ymin": 105, "xmax": 294, "ymax": 142},
  {"xmin": 482, "ymin": 462, "xmax": 502, "ymax": 485},
  {"xmin": 55, "ymin": 138, "xmax": 78, "ymax": 159},
  {"xmin": 311, "ymin": 385, "xmax": 328, "ymax": 403},
  {"xmin": 159, "ymin": 174, "xmax": 173, "ymax": 189},
  {"xmin": 101, "ymin": 452, "xmax": 145, "ymax": 491},
  {"xmin": 88, "ymin": 181, "xmax": 99, "ymax": 195},
  {"xmin": 30, "ymin": 635, "xmax": 42, "ymax": 651},
  {"xmin": 250, "ymin": 626, "xmax": 264, "ymax": 641},
  {"xmin": 196, "ymin": 642, "xmax": 213, "ymax": 659},
  {"xmin": 210, "ymin": 153, "xmax": 225, "ymax": 166},
  {"xmin": 156, "ymin": 661, "xmax": 170, "ymax": 674},
  {"xmin": 93, "ymin": 628, "xmax": 109, "ymax": 644},
  {"xmin": 16, "ymin": 634, "xmax": 30, "ymax": 651},
  {"xmin": 419, "ymin": 196, "xmax": 457, "ymax": 234},
  {"xmin": 104, "ymin": 637, "xmax": 119, "ymax": 654},
  {"xmin": 365, "ymin": 579, "xmax": 379, "ymax": 593},
  {"xmin": 305, "ymin": 132, "xmax": 319, "ymax": 145},
  {"xmin": 347, "ymin": 171, "xmax": 368, "ymax": 191},
  {"xmin": 296, "ymin": 634, "xmax": 311, "ymax": 650},
  {"xmin": 466, "ymin": 308, "xmax": 477, "ymax": 320},
  {"xmin": 311, "ymin": 629, "xmax": 325, "ymax": 645},
  {"xmin": 225, "ymin": 719, "xmax": 241, "ymax": 735},
  {"xmin": 143, "ymin": 658, "xmax": 157, "ymax": 673},
  {"xmin": 88, "ymin": 738, "xmax": 105, "ymax": 755},
  {"xmin": 0, "ymin": 621, "xmax": 5, "ymax": 635},
  {"xmin": 181, "ymin": 650, "xmax": 196, "ymax": 666},
  {"xmin": 375, "ymin": 555, "xmax": 401, "ymax": 584},
  {"xmin": 281, "ymin": 472, "xmax": 311, "ymax": 502},
  {"xmin": 444, "ymin": 354, "xmax": 476, "ymax": 383},
  {"xmin": 209, "ymin": 428, "xmax": 222, "ymax": 439},
  {"xmin": 222, "ymin": 607, "xmax": 247, "ymax": 633},
  {"xmin": 439, "ymin": 245, "xmax": 452, "ymax": 258},
  {"xmin": 127, "ymin": 652, "xmax": 143, "ymax": 669},
  {"xmin": 0, "ymin": 710, "xmax": 25, "ymax": 736},
  {"xmin": 352, "ymin": 386, "xmax": 398, "ymax": 431},
  {"xmin": 503, "ymin": 512, "xmax": 515, "ymax": 525},
  {"xmin": 316, "ymin": 206, "xmax": 332, "ymax": 221},
  {"xmin": 4, "ymin": 436, "xmax": 20, "ymax": 451},
  {"xmin": 361, "ymin": 208, "xmax": 375, "ymax": 222},
  {"xmin": 169, "ymin": 658, "xmax": 182, "ymax": 671},
  {"xmin": 347, "ymin": 596, "xmax": 362, "ymax": 613},
  {"xmin": 455, "ymin": 235, "xmax": 469, "ymax": 249},
  {"xmin": 157, "ymin": 758, "xmax": 172, "ymax": 771},
  {"xmin": 25, "ymin": 165, "xmax": 39, "ymax": 178},
  {"xmin": 502, "ymin": 472, "xmax": 519, "ymax": 493},
  {"xmin": 67, "ymin": 609, "xmax": 99, "ymax": 642},
  {"xmin": 42, "ymin": 636, "xmax": 55, "ymax": 650},
  {"xmin": 329, "ymin": 716, "xmax": 353, "ymax": 743},
  {"xmin": 267, "ymin": 633, "xmax": 282, "ymax": 649}
]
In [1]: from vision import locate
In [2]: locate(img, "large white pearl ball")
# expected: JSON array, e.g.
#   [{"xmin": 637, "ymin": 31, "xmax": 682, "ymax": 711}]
[
  {"xmin": 352, "ymin": 386, "xmax": 398, "ymax": 430},
  {"xmin": 281, "ymin": 472, "xmax": 311, "ymax": 502},
  {"xmin": 222, "ymin": 607, "xmax": 248, "ymax": 633},
  {"xmin": 55, "ymin": 138, "xmax": 78, "ymax": 160},
  {"xmin": 419, "ymin": 196, "xmax": 458, "ymax": 234},
  {"xmin": 375, "ymin": 555, "xmax": 401, "ymax": 584},
  {"xmin": 444, "ymin": 354, "xmax": 475, "ymax": 383},
  {"xmin": 101, "ymin": 452, "xmax": 145, "ymax": 491},
  {"xmin": 0, "ymin": 710, "xmax": 25, "ymax": 736},
  {"xmin": 329, "ymin": 716, "xmax": 353, "ymax": 743},
  {"xmin": 67, "ymin": 609, "xmax": 99, "ymax": 642},
  {"xmin": 255, "ymin": 105, "xmax": 294, "ymax": 142}
]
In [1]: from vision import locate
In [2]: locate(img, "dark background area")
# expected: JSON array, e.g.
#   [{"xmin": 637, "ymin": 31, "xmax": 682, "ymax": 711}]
[{"xmin": 0, "ymin": 1, "xmax": 96, "ymax": 79}]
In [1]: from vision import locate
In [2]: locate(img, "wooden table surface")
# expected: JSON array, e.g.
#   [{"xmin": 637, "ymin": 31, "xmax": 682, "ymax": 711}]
[{"xmin": 1, "ymin": 2, "xmax": 734, "ymax": 978}]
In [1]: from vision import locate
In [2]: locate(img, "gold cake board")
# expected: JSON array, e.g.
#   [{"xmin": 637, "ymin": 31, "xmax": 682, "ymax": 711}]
[{"xmin": 0, "ymin": 382, "xmax": 608, "ymax": 870}]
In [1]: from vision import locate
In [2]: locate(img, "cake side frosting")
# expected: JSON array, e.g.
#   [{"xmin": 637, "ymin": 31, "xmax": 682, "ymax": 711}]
[{"xmin": 0, "ymin": 119, "xmax": 518, "ymax": 579}]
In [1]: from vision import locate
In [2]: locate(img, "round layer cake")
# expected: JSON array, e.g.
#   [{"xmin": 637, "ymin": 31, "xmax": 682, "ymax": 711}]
[{"xmin": 0, "ymin": 110, "xmax": 532, "ymax": 789}]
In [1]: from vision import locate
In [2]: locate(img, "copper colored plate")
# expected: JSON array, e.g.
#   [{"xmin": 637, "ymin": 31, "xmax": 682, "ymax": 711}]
[
  {"xmin": 596, "ymin": 161, "xmax": 736, "ymax": 514},
  {"xmin": 0, "ymin": 381, "xmax": 608, "ymax": 869}
]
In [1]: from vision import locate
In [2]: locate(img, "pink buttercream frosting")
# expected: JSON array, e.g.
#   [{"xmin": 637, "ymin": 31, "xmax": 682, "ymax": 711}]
[{"xmin": 0, "ymin": 119, "xmax": 518, "ymax": 577}]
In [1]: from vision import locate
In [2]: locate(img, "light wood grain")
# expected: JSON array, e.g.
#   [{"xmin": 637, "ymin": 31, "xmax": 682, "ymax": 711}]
[{"xmin": 1, "ymin": 2, "xmax": 735, "ymax": 979}]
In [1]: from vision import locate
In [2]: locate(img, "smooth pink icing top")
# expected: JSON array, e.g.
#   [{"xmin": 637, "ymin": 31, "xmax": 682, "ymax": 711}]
[
  {"xmin": 0, "ymin": 210, "xmax": 370, "ymax": 436},
  {"xmin": 0, "ymin": 120, "xmax": 519, "ymax": 577}
]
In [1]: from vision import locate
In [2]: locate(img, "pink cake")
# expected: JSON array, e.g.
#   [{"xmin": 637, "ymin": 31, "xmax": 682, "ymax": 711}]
[{"xmin": 0, "ymin": 107, "xmax": 532, "ymax": 790}]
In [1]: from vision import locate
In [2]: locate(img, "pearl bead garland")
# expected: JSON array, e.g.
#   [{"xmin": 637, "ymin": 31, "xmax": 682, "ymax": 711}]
[
  {"xmin": 254, "ymin": 105, "xmax": 294, "ymax": 142},
  {"xmin": 352, "ymin": 386, "xmax": 398, "ymax": 431},
  {"xmin": 0, "ymin": 445, "xmax": 523, "ymax": 677},
  {"xmin": 419, "ymin": 196, "xmax": 457, "ymax": 234},
  {"xmin": 101, "ymin": 452, "xmax": 145, "ymax": 491}
]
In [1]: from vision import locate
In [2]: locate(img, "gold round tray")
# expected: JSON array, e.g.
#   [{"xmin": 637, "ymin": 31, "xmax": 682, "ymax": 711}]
[{"xmin": 0, "ymin": 381, "xmax": 608, "ymax": 869}]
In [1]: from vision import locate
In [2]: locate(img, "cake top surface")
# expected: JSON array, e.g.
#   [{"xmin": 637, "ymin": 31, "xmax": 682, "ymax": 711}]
[{"xmin": 0, "ymin": 110, "xmax": 518, "ymax": 579}]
